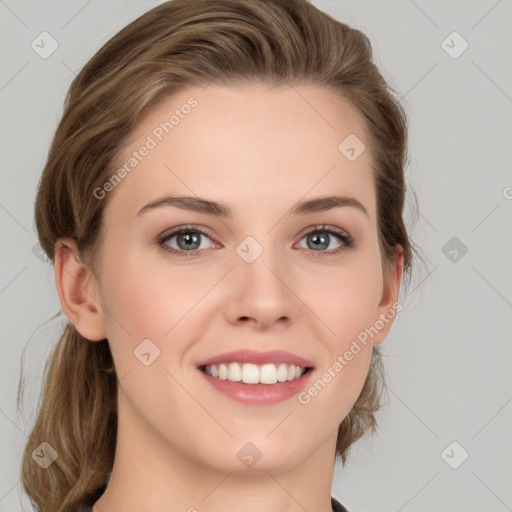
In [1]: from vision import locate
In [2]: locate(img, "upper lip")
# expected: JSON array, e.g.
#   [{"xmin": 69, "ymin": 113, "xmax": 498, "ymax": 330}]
[{"xmin": 196, "ymin": 349, "xmax": 315, "ymax": 368}]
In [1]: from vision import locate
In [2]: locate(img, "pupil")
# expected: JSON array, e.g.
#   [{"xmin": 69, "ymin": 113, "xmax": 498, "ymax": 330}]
[
  {"xmin": 310, "ymin": 233, "xmax": 328, "ymax": 250},
  {"xmin": 179, "ymin": 232, "xmax": 200, "ymax": 250}
]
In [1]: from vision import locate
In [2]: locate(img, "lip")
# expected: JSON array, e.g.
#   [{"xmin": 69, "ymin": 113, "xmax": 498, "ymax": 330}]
[
  {"xmin": 195, "ymin": 349, "xmax": 315, "ymax": 369},
  {"xmin": 198, "ymin": 366, "xmax": 315, "ymax": 405}
]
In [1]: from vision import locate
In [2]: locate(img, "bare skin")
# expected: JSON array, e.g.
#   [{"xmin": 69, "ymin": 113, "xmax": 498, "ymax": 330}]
[{"xmin": 55, "ymin": 83, "xmax": 403, "ymax": 512}]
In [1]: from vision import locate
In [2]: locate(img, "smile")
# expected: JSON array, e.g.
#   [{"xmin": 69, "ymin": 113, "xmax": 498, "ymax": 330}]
[{"xmin": 200, "ymin": 362, "xmax": 310, "ymax": 384}]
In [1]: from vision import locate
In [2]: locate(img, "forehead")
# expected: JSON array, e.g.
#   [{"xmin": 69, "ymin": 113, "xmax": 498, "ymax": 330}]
[{"xmin": 104, "ymin": 83, "xmax": 376, "ymax": 225}]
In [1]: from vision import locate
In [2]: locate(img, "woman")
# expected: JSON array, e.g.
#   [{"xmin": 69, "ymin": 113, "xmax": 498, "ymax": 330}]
[{"xmin": 19, "ymin": 0, "xmax": 420, "ymax": 510}]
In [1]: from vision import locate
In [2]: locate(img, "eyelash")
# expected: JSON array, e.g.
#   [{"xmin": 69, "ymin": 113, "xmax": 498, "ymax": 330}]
[{"xmin": 157, "ymin": 224, "xmax": 356, "ymax": 259}]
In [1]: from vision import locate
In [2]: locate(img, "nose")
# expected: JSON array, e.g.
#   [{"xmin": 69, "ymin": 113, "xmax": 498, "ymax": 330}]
[{"xmin": 223, "ymin": 247, "xmax": 298, "ymax": 330}]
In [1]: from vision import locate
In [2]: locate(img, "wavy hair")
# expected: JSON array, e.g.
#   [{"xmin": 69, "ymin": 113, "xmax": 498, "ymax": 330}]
[{"xmin": 18, "ymin": 0, "xmax": 422, "ymax": 510}]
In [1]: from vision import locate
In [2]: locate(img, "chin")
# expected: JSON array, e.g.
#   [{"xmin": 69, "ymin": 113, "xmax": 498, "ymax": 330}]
[{"xmin": 201, "ymin": 434, "xmax": 309, "ymax": 474}]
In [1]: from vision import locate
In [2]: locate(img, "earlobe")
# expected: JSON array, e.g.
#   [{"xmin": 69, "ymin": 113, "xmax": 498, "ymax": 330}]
[
  {"xmin": 54, "ymin": 238, "xmax": 107, "ymax": 341},
  {"xmin": 373, "ymin": 245, "xmax": 404, "ymax": 346}
]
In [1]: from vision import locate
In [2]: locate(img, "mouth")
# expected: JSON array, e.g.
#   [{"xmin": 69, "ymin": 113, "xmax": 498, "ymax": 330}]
[
  {"xmin": 195, "ymin": 349, "xmax": 315, "ymax": 404},
  {"xmin": 199, "ymin": 362, "xmax": 314, "ymax": 385}
]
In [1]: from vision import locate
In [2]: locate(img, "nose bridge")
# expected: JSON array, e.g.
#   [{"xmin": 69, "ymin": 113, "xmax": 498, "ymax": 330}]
[
  {"xmin": 236, "ymin": 232, "xmax": 289, "ymax": 295},
  {"xmin": 226, "ymin": 232, "xmax": 296, "ymax": 326}
]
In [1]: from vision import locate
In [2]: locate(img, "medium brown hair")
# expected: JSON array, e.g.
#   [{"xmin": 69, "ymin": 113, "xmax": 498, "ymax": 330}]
[{"xmin": 19, "ymin": 0, "xmax": 422, "ymax": 510}]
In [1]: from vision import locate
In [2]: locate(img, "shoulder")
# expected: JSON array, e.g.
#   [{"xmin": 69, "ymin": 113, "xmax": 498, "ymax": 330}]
[{"xmin": 331, "ymin": 495, "xmax": 351, "ymax": 512}]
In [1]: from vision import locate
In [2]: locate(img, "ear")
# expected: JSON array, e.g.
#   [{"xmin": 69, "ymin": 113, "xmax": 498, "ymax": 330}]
[
  {"xmin": 372, "ymin": 244, "xmax": 404, "ymax": 346},
  {"xmin": 54, "ymin": 238, "xmax": 107, "ymax": 341}
]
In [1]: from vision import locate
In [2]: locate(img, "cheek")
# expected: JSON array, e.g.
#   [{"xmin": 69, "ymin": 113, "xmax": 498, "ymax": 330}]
[
  {"xmin": 305, "ymin": 253, "xmax": 384, "ymax": 348},
  {"xmin": 97, "ymin": 246, "xmax": 217, "ymax": 375},
  {"xmin": 99, "ymin": 234, "xmax": 383, "ymax": 368},
  {"xmin": 299, "ymin": 265, "xmax": 381, "ymax": 421},
  {"xmin": 96, "ymin": 247, "xmax": 180, "ymax": 356}
]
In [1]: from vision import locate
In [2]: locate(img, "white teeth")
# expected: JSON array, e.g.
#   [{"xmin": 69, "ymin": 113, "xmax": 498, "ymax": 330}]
[
  {"xmin": 219, "ymin": 363, "xmax": 228, "ymax": 380},
  {"xmin": 277, "ymin": 363, "xmax": 289, "ymax": 382},
  {"xmin": 241, "ymin": 363, "xmax": 259, "ymax": 384},
  {"xmin": 260, "ymin": 363, "xmax": 278, "ymax": 384},
  {"xmin": 227, "ymin": 362, "xmax": 242, "ymax": 381},
  {"xmin": 202, "ymin": 362, "xmax": 308, "ymax": 384}
]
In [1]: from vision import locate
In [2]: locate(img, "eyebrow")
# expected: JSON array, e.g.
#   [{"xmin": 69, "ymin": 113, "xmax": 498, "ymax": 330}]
[{"xmin": 136, "ymin": 194, "xmax": 369, "ymax": 219}]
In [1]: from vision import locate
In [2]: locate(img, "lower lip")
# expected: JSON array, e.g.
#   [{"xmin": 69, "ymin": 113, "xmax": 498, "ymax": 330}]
[{"xmin": 198, "ymin": 368, "xmax": 314, "ymax": 405}]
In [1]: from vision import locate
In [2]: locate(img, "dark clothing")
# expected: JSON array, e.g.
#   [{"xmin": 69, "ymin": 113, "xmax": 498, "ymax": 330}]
[
  {"xmin": 331, "ymin": 496, "xmax": 350, "ymax": 512},
  {"xmin": 78, "ymin": 484, "xmax": 350, "ymax": 511}
]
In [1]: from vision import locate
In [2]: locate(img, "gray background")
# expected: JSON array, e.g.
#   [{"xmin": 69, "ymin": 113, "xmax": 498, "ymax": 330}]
[{"xmin": 1, "ymin": 0, "xmax": 511, "ymax": 511}]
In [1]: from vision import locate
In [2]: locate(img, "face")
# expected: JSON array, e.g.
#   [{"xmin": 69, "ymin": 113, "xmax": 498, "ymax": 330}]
[{"xmin": 82, "ymin": 83, "xmax": 402, "ymax": 473}]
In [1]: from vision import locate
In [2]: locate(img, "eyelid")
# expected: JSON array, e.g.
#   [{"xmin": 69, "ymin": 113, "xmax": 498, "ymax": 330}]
[
  {"xmin": 157, "ymin": 224, "xmax": 221, "ymax": 255},
  {"xmin": 294, "ymin": 223, "xmax": 350, "ymax": 240},
  {"xmin": 157, "ymin": 223, "xmax": 355, "ymax": 257},
  {"xmin": 158, "ymin": 224, "xmax": 220, "ymax": 244}
]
